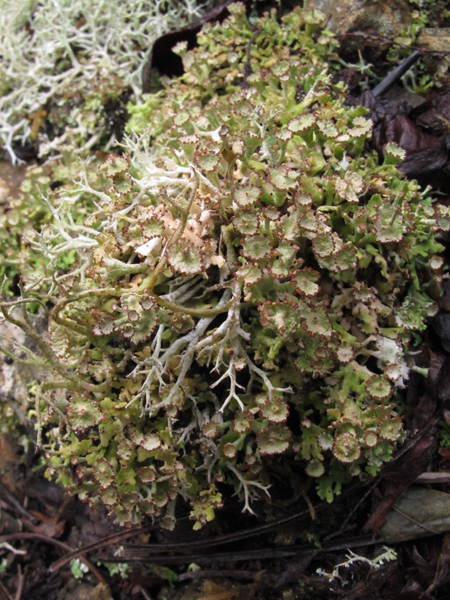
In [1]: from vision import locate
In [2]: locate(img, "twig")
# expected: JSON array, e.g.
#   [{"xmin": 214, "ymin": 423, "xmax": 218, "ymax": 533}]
[
  {"xmin": 14, "ymin": 565, "xmax": 24, "ymax": 600},
  {"xmin": 107, "ymin": 534, "xmax": 380, "ymax": 566},
  {"xmin": 0, "ymin": 480, "xmax": 40, "ymax": 525},
  {"xmin": 380, "ymin": 413, "xmax": 441, "ymax": 474},
  {"xmin": 323, "ymin": 479, "xmax": 379, "ymax": 542},
  {"xmin": 123, "ymin": 489, "xmax": 371, "ymax": 560},
  {"xmin": 135, "ymin": 586, "xmax": 153, "ymax": 600},
  {"xmin": 178, "ymin": 569, "xmax": 265, "ymax": 582},
  {"xmin": 0, "ymin": 579, "xmax": 12, "ymax": 600},
  {"xmin": 372, "ymin": 50, "xmax": 421, "ymax": 97},
  {"xmin": 415, "ymin": 471, "xmax": 450, "ymax": 484},
  {"xmin": 0, "ymin": 532, "xmax": 107, "ymax": 585},
  {"xmin": 392, "ymin": 506, "xmax": 440, "ymax": 535},
  {"xmin": 49, "ymin": 523, "xmax": 157, "ymax": 573},
  {"xmin": 116, "ymin": 547, "xmax": 303, "ymax": 565},
  {"xmin": 50, "ymin": 499, "xmax": 321, "ymax": 573}
]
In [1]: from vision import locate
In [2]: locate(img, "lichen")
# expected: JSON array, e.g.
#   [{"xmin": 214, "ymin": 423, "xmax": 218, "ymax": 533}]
[
  {"xmin": 0, "ymin": 0, "xmax": 204, "ymax": 161},
  {"xmin": 1, "ymin": 2, "xmax": 449, "ymax": 528}
]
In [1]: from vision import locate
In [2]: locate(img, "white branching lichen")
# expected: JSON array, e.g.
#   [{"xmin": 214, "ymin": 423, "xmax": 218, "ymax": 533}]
[{"xmin": 0, "ymin": 0, "xmax": 204, "ymax": 161}]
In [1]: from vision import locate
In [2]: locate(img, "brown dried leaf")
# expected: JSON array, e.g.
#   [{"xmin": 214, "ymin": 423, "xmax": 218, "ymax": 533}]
[
  {"xmin": 365, "ymin": 437, "xmax": 434, "ymax": 531},
  {"xmin": 25, "ymin": 510, "xmax": 65, "ymax": 539},
  {"xmin": 197, "ymin": 581, "xmax": 240, "ymax": 600},
  {"xmin": 379, "ymin": 488, "xmax": 450, "ymax": 543}
]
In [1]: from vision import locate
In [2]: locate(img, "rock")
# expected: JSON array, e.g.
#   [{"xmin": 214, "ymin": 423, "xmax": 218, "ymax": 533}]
[
  {"xmin": 417, "ymin": 91, "xmax": 450, "ymax": 136},
  {"xmin": 58, "ymin": 582, "xmax": 113, "ymax": 600},
  {"xmin": 417, "ymin": 28, "xmax": 450, "ymax": 87},
  {"xmin": 0, "ymin": 311, "xmax": 47, "ymax": 422},
  {"xmin": 307, "ymin": 0, "xmax": 413, "ymax": 52}
]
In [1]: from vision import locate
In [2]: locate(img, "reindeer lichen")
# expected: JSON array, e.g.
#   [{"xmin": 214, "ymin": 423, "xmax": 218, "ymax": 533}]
[
  {"xmin": 0, "ymin": 0, "xmax": 204, "ymax": 162},
  {"xmin": 1, "ymin": 2, "xmax": 449, "ymax": 527}
]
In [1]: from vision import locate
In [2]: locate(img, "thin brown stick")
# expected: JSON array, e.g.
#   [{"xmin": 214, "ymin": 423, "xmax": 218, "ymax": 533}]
[
  {"xmin": 323, "ymin": 479, "xmax": 379, "ymax": 542},
  {"xmin": 51, "ymin": 483, "xmax": 366, "ymax": 572},
  {"xmin": 107, "ymin": 534, "xmax": 380, "ymax": 566},
  {"xmin": 50, "ymin": 499, "xmax": 321, "ymax": 571},
  {"xmin": 392, "ymin": 506, "xmax": 440, "ymax": 535},
  {"xmin": 0, "ymin": 579, "xmax": 13, "ymax": 600},
  {"xmin": 0, "ymin": 532, "xmax": 107, "ymax": 585},
  {"xmin": 49, "ymin": 523, "xmax": 157, "ymax": 573},
  {"xmin": 178, "ymin": 569, "xmax": 265, "ymax": 582},
  {"xmin": 0, "ymin": 480, "xmax": 40, "ymax": 525},
  {"xmin": 381, "ymin": 413, "xmax": 440, "ymax": 472},
  {"xmin": 135, "ymin": 586, "xmax": 153, "ymax": 600},
  {"xmin": 124, "ymin": 503, "xmax": 325, "ymax": 556},
  {"xmin": 415, "ymin": 472, "xmax": 450, "ymax": 484},
  {"xmin": 14, "ymin": 565, "xmax": 24, "ymax": 600}
]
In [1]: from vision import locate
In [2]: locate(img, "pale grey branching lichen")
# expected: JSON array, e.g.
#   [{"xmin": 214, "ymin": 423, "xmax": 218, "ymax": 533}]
[{"xmin": 0, "ymin": 0, "xmax": 204, "ymax": 161}]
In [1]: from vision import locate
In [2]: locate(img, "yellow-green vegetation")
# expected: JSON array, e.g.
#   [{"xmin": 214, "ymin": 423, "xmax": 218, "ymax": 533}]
[{"xmin": 1, "ymin": 3, "xmax": 448, "ymax": 529}]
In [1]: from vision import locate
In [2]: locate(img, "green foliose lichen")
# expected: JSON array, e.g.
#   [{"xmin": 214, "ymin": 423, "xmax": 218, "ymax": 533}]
[{"xmin": 3, "ymin": 2, "xmax": 449, "ymax": 528}]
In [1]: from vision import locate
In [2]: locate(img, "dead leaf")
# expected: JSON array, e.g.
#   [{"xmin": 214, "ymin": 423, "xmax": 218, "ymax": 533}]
[
  {"xmin": 365, "ymin": 437, "xmax": 434, "ymax": 531},
  {"xmin": 380, "ymin": 487, "xmax": 450, "ymax": 543},
  {"xmin": 197, "ymin": 581, "xmax": 240, "ymax": 600},
  {"xmin": 426, "ymin": 533, "xmax": 450, "ymax": 594},
  {"xmin": 24, "ymin": 510, "xmax": 65, "ymax": 539}
]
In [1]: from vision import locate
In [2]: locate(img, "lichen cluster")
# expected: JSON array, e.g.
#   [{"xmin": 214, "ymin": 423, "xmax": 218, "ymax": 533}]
[
  {"xmin": 2, "ymin": 3, "xmax": 449, "ymax": 528},
  {"xmin": 0, "ymin": 0, "xmax": 204, "ymax": 161},
  {"xmin": 0, "ymin": 156, "xmax": 106, "ymax": 286}
]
